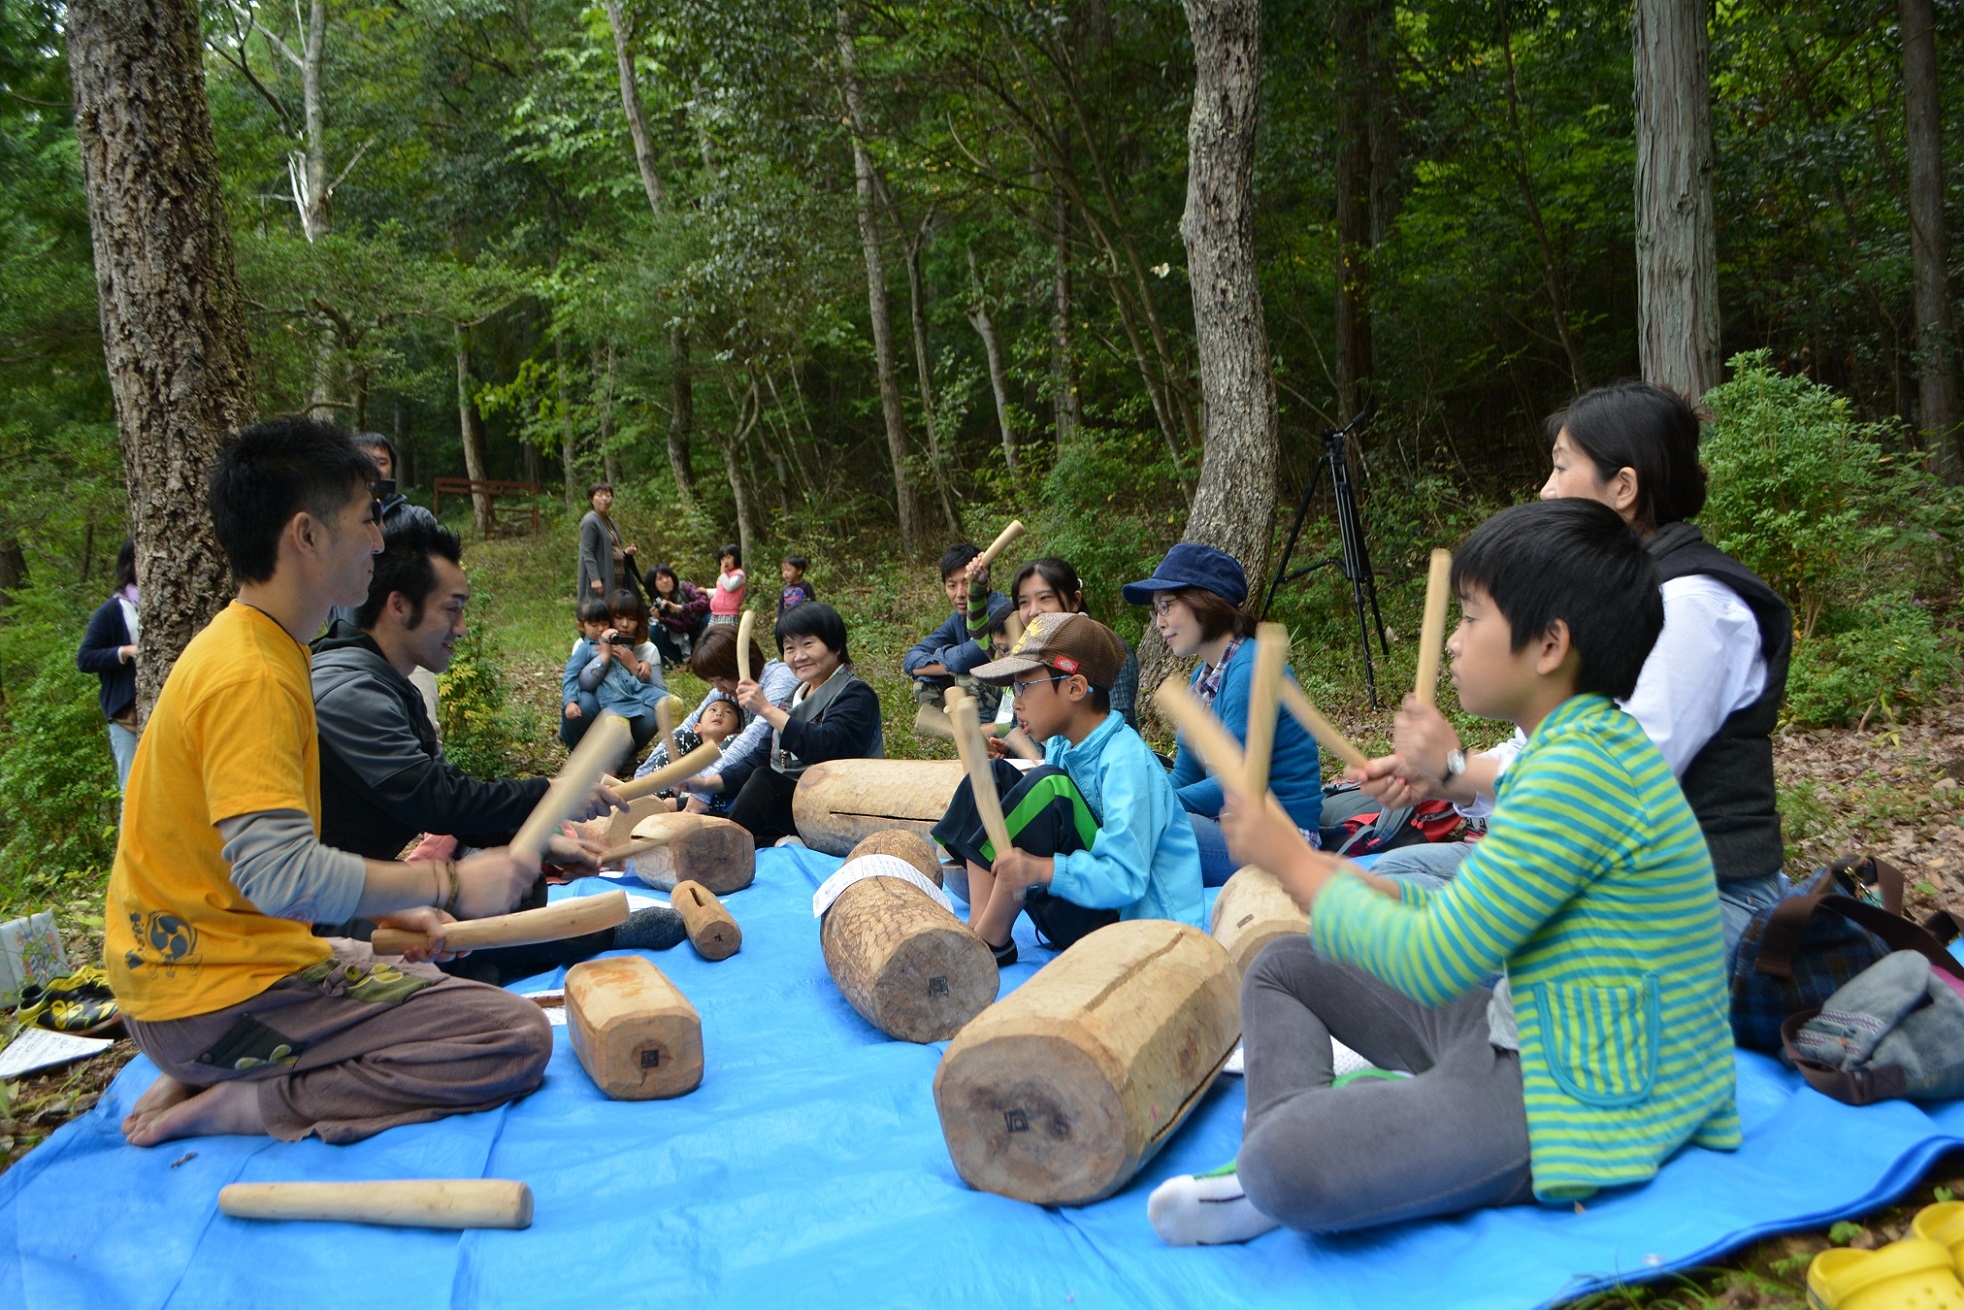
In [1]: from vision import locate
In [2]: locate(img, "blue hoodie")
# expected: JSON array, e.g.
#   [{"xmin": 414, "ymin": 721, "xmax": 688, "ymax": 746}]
[
  {"xmin": 1045, "ymin": 711, "xmax": 1204, "ymax": 928},
  {"xmin": 1169, "ymin": 640, "xmax": 1323, "ymax": 832}
]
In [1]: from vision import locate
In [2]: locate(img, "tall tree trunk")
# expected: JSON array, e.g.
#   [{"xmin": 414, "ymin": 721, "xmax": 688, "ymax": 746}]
[
  {"xmin": 719, "ymin": 378, "xmax": 760, "ymax": 568},
  {"xmin": 1334, "ymin": 0, "xmax": 1375, "ymax": 420},
  {"xmin": 1052, "ymin": 180, "xmax": 1081, "ymax": 445},
  {"xmin": 455, "ymin": 325, "xmax": 492, "ymax": 536},
  {"xmin": 668, "ymin": 328, "xmax": 697, "ymax": 501},
  {"xmin": 1634, "ymin": 0, "xmax": 1720, "ymax": 400},
  {"xmin": 906, "ymin": 219, "xmax": 964, "ymax": 535},
  {"xmin": 602, "ymin": 0, "xmax": 667, "ymax": 215},
  {"xmin": 556, "ymin": 334, "xmax": 579, "ymax": 512},
  {"xmin": 595, "ymin": 342, "xmax": 622, "ymax": 487},
  {"xmin": 1158, "ymin": 0, "xmax": 1281, "ymax": 701},
  {"xmin": 69, "ymin": 0, "xmax": 254, "ymax": 715},
  {"xmin": 1901, "ymin": 0, "xmax": 1961, "ymax": 474},
  {"xmin": 837, "ymin": 6, "xmax": 921, "ymax": 555},
  {"xmin": 967, "ymin": 246, "xmax": 1018, "ymax": 477}
]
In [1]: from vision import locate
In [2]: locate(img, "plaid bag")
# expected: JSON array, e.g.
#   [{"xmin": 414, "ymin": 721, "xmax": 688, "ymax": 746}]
[{"xmin": 1731, "ymin": 855, "xmax": 1960, "ymax": 1054}]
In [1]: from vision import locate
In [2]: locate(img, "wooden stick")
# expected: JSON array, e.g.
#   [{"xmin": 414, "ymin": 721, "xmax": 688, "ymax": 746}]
[
  {"xmin": 975, "ymin": 519, "xmax": 1026, "ymax": 570},
  {"xmin": 511, "ymin": 713, "xmax": 631, "ymax": 862},
  {"xmin": 656, "ymin": 696, "xmax": 684, "ymax": 768},
  {"xmin": 598, "ymin": 834, "xmax": 664, "ymax": 866},
  {"xmin": 1242, "ymin": 622, "xmax": 1290, "ymax": 796},
  {"xmin": 736, "ymin": 609, "xmax": 755, "ymax": 682},
  {"xmin": 1155, "ymin": 677, "xmax": 1254, "ymax": 801},
  {"xmin": 1001, "ymin": 726, "xmax": 1044, "ymax": 762},
  {"xmin": 671, "ymin": 879, "xmax": 741, "ymax": 961},
  {"xmin": 1413, "ymin": 548, "xmax": 1453, "ymax": 706},
  {"xmin": 948, "ymin": 695, "xmax": 1014, "ymax": 861},
  {"xmin": 611, "ymin": 740, "xmax": 722, "ymax": 803},
  {"xmin": 218, "ymin": 1180, "xmax": 533, "ymax": 1230},
  {"xmin": 1278, "ymin": 682, "xmax": 1370, "ymax": 770},
  {"xmin": 371, "ymin": 890, "xmax": 631, "ymax": 957}
]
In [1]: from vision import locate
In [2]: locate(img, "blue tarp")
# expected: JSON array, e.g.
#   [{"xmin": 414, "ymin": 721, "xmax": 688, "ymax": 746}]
[{"xmin": 4, "ymin": 846, "xmax": 1959, "ymax": 1309}]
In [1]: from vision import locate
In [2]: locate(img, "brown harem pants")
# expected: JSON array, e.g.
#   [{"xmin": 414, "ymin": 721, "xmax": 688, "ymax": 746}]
[{"xmin": 125, "ymin": 939, "xmax": 554, "ymax": 1145}]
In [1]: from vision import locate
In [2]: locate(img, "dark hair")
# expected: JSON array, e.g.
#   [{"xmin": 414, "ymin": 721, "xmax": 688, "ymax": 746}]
[
  {"xmin": 355, "ymin": 518, "xmax": 463, "ymax": 630},
  {"xmin": 208, "ymin": 416, "xmax": 378, "ymax": 585},
  {"xmin": 987, "ymin": 608, "xmax": 1019, "ymax": 639},
  {"xmin": 649, "ymin": 563, "xmax": 679, "ymax": 594},
  {"xmin": 587, "ymin": 480, "xmax": 614, "ymax": 501},
  {"xmin": 690, "ymin": 625, "xmax": 767, "ymax": 682},
  {"xmin": 1546, "ymin": 381, "xmax": 1707, "ymax": 530},
  {"xmin": 113, "ymin": 539, "xmax": 137, "ymax": 593},
  {"xmin": 938, "ymin": 542, "xmax": 980, "ymax": 580},
  {"xmin": 1011, "ymin": 557, "xmax": 1088, "ymax": 614},
  {"xmin": 1451, "ymin": 499, "xmax": 1663, "ymax": 701},
  {"xmin": 782, "ymin": 554, "xmax": 809, "ymax": 572},
  {"xmin": 775, "ymin": 600, "xmax": 849, "ymax": 662},
  {"xmin": 608, "ymin": 588, "xmax": 649, "ymax": 633},
  {"xmin": 718, "ymin": 543, "xmax": 742, "ymax": 567},
  {"xmin": 1172, "ymin": 586, "xmax": 1256, "ymax": 642},
  {"xmin": 352, "ymin": 431, "xmax": 396, "ymax": 466},
  {"xmin": 578, "ymin": 596, "xmax": 612, "ymax": 625}
]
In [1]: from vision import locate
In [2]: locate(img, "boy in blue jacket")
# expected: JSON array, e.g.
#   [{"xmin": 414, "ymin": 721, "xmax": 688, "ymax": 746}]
[
  {"xmin": 933, "ymin": 611, "xmax": 1203, "ymax": 966},
  {"xmin": 558, "ymin": 597, "xmax": 611, "ymax": 751},
  {"xmin": 904, "ymin": 542, "xmax": 1014, "ymax": 731}
]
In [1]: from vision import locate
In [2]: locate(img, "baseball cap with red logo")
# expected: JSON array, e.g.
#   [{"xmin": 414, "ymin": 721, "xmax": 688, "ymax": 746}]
[{"xmin": 971, "ymin": 610, "xmax": 1126, "ymax": 690}]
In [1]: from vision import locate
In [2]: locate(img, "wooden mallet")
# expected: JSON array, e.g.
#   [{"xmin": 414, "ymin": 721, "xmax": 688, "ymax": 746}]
[
  {"xmin": 736, "ymin": 609, "xmax": 756, "ymax": 683},
  {"xmin": 218, "ymin": 1179, "xmax": 533, "ymax": 1230},
  {"xmin": 1000, "ymin": 726, "xmax": 1043, "ymax": 762},
  {"xmin": 611, "ymin": 740, "xmax": 722, "ymax": 803},
  {"xmin": 1413, "ymin": 548, "xmax": 1453, "ymax": 707},
  {"xmin": 1278, "ymin": 682, "xmax": 1370, "ymax": 771},
  {"xmin": 371, "ymin": 889, "xmax": 631, "ymax": 957},
  {"xmin": 1241, "ymin": 622, "xmax": 1290, "ymax": 796},
  {"xmin": 948, "ymin": 693, "xmax": 1015, "ymax": 862},
  {"xmin": 510, "ymin": 712, "xmax": 631, "ymax": 863}
]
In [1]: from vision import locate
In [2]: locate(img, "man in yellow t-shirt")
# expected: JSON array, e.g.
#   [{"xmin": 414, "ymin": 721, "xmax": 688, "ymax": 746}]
[{"xmin": 109, "ymin": 416, "xmax": 552, "ymax": 1148}]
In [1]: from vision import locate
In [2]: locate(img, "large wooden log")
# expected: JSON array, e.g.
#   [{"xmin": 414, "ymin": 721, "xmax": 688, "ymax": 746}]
[
  {"xmin": 792, "ymin": 759, "xmax": 965, "ymax": 856},
  {"xmin": 821, "ymin": 835, "xmax": 997, "ymax": 1043},
  {"xmin": 1208, "ymin": 865, "xmax": 1308, "ymax": 979},
  {"xmin": 933, "ymin": 920, "xmax": 1239, "ymax": 1205},
  {"xmin": 624, "ymin": 811, "xmax": 754, "ymax": 894},
  {"xmin": 564, "ymin": 956, "xmax": 703, "ymax": 1100},
  {"xmin": 844, "ymin": 829, "xmax": 943, "ymax": 886}
]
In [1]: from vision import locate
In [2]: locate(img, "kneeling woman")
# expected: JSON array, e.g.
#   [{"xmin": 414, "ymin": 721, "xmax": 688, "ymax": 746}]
[{"xmin": 728, "ymin": 602, "xmax": 884, "ymax": 847}]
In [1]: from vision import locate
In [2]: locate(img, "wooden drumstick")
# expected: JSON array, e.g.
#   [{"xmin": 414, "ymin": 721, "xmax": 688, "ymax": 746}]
[
  {"xmin": 672, "ymin": 879, "xmax": 741, "ymax": 961},
  {"xmin": 736, "ymin": 609, "xmax": 756, "ymax": 683},
  {"xmin": 1278, "ymin": 682, "xmax": 1369, "ymax": 770},
  {"xmin": 975, "ymin": 519, "xmax": 1026, "ymax": 571},
  {"xmin": 371, "ymin": 890, "xmax": 631, "ymax": 956},
  {"xmin": 219, "ymin": 1180, "xmax": 533, "ymax": 1230},
  {"xmin": 511, "ymin": 713, "xmax": 631, "ymax": 862},
  {"xmin": 948, "ymin": 695, "xmax": 1014, "ymax": 861},
  {"xmin": 611, "ymin": 740, "xmax": 722, "ymax": 803},
  {"xmin": 656, "ymin": 696, "xmax": 684, "ymax": 766},
  {"xmin": 1155, "ymin": 677, "xmax": 1254, "ymax": 801},
  {"xmin": 1001, "ymin": 726, "xmax": 1044, "ymax": 762},
  {"xmin": 1413, "ymin": 548, "xmax": 1453, "ymax": 707},
  {"xmin": 1242, "ymin": 622, "xmax": 1289, "ymax": 796}
]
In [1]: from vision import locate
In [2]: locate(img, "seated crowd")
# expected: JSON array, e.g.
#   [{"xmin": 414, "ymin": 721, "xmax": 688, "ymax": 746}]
[{"xmin": 99, "ymin": 378, "xmax": 1791, "ymax": 1250}]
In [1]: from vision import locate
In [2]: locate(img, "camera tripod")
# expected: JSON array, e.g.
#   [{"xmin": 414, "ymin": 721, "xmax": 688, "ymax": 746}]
[{"xmin": 1259, "ymin": 413, "xmax": 1391, "ymax": 708}]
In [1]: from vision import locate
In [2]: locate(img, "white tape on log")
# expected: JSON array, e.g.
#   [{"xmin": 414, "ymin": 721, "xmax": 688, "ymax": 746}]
[{"xmin": 812, "ymin": 854, "xmax": 955, "ymax": 919}]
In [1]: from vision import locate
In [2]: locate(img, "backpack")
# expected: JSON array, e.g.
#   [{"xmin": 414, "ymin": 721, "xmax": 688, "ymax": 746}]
[
  {"xmin": 1782, "ymin": 949, "xmax": 1964, "ymax": 1105},
  {"xmin": 1731, "ymin": 855, "xmax": 1962, "ymax": 1053}
]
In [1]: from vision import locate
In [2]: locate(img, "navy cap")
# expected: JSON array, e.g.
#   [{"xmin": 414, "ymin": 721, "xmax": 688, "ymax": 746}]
[{"xmin": 1121, "ymin": 543, "xmax": 1249, "ymax": 608}]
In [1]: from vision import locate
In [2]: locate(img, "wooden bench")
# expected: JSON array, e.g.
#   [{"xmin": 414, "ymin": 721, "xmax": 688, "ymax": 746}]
[{"xmin": 431, "ymin": 477, "xmax": 542, "ymax": 534}]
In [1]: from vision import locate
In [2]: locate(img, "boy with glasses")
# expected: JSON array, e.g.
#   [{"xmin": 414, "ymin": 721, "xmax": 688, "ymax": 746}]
[{"xmin": 931, "ymin": 611, "xmax": 1202, "ymax": 966}]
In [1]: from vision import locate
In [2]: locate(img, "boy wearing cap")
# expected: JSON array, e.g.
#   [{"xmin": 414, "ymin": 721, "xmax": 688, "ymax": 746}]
[{"xmin": 931, "ymin": 611, "xmax": 1203, "ymax": 965}]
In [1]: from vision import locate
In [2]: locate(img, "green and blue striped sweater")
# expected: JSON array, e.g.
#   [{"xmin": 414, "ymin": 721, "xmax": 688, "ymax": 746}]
[{"xmin": 1312, "ymin": 693, "xmax": 1741, "ymax": 1201}]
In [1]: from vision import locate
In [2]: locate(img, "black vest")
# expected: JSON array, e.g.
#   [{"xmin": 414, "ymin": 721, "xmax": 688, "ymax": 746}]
[{"xmin": 1645, "ymin": 523, "xmax": 1792, "ymax": 882}]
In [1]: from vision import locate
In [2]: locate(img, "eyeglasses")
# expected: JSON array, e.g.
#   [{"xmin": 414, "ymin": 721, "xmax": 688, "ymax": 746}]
[
  {"xmin": 359, "ymin": 499, "xmax": 384, "ymax": 528},
  {"xmin": 1011, "ymin": 674, "xmax": 1071, "ymax": 699},
  {"xmin": 1150, "ymin": 596, "xmax": 1179, "ymax": 618}
]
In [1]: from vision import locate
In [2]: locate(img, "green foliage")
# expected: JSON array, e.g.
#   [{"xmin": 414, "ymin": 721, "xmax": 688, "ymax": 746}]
[
  {"xmin": 1703, "ymin": 354, "xmax": 1963, "ymax": 728},
  {"xmin": 437, "ymin": 629, "xmax": 557, "ymax": 781}
]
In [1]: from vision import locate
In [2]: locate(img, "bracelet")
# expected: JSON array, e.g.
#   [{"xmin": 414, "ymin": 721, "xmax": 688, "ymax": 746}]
[
  {"xmin": 427, "ymin": 860, "xmax": 443, "ymax": 908},
  {"xmin": 442, "ymin": 859, "xmax": 460, "ymax": 915}
]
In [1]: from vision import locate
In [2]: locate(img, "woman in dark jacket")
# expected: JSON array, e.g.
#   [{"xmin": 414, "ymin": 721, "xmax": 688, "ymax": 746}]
[
  {"xmin": 646, "ymin": 563, "xmax": 712, "ymax": 667},
  {"xmin": 728, "ymin": 602, "xmax": 884, "ymax": 848},
  {"xmin": 77, "ymin": 540, "xmax": 141, "ymax": 792}
]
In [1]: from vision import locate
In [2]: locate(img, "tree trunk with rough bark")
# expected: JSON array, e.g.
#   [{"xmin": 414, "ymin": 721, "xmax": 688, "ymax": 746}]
[
  {"xmin": 967, "ymin": 247, "xmax": 1018, "ymax": 477},
  {"xmin": 556, "ymin": 335, "xmax": 579, "ymax": 511},
  {"xmin": 837, "ymin": 7, "xmax": 921, "ymax": 556},
  {"xmin": 69, "ymin": 0, "xmax": 255, "ymax": 716},
  {"xmin": 1052, "ymin": 181, "xmax": 1081, "ymax": 446},
  {"xmin": 1634, "ymin": 0, "xmax": 1720, "ymax": 400},
  {"xmin": 906, "ymin": 221, "xmax": 963, "ymax": 535},
  {"xmin": 1153, "ymin": 0, "xmax": 1281, "ymax": 702},
  {"xmin": 455, "ymin": 325, "xmax": 492, "ymax": 536},
  {"xmin": 1334, "ymin": 0, "xmax": 1375, "ymax": 419},
  {"xmin": 1901, "ymin": 0, "xmax": 1961, "ymax": 474}
]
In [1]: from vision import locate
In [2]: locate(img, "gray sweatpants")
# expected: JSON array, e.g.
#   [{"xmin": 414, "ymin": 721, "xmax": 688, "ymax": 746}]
[
  {"xmin": 126, "ymin": 938, "xmax": 553, "ymax": 1145},
  {"xmin": 1237, "ymin": 935, "xmax": 1535, "ymax": 1233}
]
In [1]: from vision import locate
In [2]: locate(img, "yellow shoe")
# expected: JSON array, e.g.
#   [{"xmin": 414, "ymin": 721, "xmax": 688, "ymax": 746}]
[
  {"xmin": 1807, "ymin": 1239, "xmax": 1964, "ymax": 1310},
  {"xmin": 1915, "ymin": 1203, "xmax": 1964, "ymax": 1270}
]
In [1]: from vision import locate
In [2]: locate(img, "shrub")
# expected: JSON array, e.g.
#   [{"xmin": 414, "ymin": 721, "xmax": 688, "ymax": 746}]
[{"xmin": 438, "ymin": 628, "xmax": 558, "ymax": 780}]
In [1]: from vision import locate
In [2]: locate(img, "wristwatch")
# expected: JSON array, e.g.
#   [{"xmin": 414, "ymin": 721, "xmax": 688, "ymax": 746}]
[{"xmin": 1443, "ymin": 748, "xmax": 1467, "ymax": 781}]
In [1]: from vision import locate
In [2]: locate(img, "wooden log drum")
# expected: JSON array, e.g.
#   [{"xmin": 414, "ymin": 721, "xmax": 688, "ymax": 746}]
[
  {"xmin": 821, "ymin": 832, "xmax": 998, "ymax": 1043},
  {"xmin": 791, "ymin": 758, "xmax": 966, "ymax": 856},
  {"xmin": 1209, "ymin": 864, "xmax": 1309, "ymax": 980},
  {"xmin": 624, "ymin": 811, "xmax": 755, "ymax": 894},
  {"xmin": 933, "ymin": 919, "xmax": 1240, "ymax": 1206}
]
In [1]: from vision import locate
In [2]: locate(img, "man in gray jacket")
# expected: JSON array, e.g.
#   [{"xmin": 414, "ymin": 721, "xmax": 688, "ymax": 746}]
[{"xmin": 312, "ymin": 518, "xmax": 682, "ymax": 982}]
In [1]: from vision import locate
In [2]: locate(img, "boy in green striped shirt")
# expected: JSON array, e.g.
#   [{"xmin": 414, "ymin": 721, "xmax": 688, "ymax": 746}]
[{"xmin": 1150, "ymin": 499, "xmax": 1739, "ymax": 1245}]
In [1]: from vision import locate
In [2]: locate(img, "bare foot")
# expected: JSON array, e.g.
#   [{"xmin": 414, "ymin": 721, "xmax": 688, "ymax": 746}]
[
  {"xmin": 121, "ymin": 1073, "xmax": 196, "ymax": 1138},
  {"xmin": 125, "ymin": 1079, "xmax": 266, "ymax": 1147}
]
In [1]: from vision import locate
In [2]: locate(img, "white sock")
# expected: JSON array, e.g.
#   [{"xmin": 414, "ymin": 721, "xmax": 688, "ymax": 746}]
[{"xmin": 1147, "ymin": 1163, "xmax": 1280, "ymax": 1246}]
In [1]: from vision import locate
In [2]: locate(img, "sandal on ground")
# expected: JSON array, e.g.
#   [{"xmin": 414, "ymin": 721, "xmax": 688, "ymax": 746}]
[
  {"xmin": 1807, "ymin": 1238, "xmax": 1964, "ymax": 1310},
  {"xmin": 1915, "ymin": 1203, "xmax": 1964, "ymax": 1270}
]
